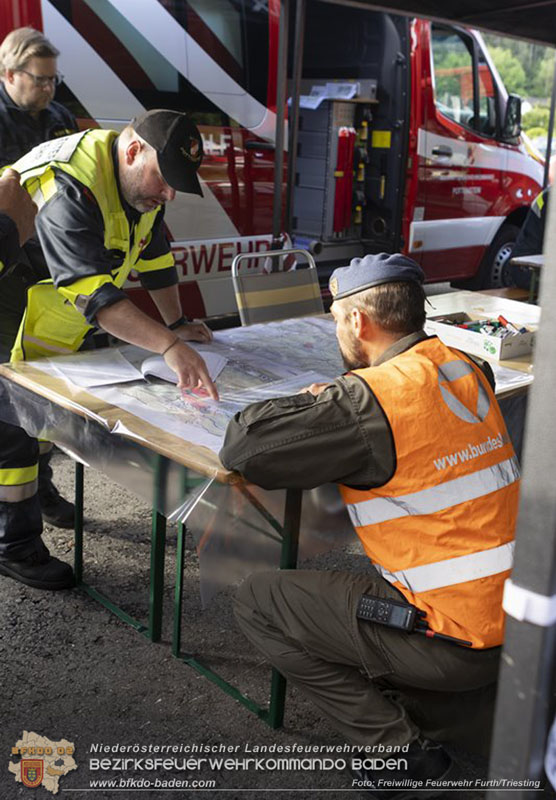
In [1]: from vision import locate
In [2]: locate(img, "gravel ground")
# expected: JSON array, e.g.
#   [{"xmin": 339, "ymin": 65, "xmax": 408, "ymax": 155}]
[{"xmin": 0, "ymin": 451, "xmax": 551, "ymax": 800}]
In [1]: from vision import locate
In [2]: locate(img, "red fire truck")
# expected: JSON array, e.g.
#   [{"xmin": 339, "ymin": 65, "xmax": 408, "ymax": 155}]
[{"xmin": 0, "ymin": 0, "xmax": 544, "ymax": 320}]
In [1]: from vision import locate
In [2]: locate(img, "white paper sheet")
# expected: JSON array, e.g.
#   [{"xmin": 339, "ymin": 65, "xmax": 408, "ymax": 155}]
[
  {"xmin": 48, "ymin": 349, "xmax": 143, "ymax": 387},
  {"xmin": 140, "ymin": 350, "xmax": 227, "ymax": 384},
  {"xmin": 32, "ymin": 319, "xmax": 343, "ymax": 452},
  {"xmin": 47, "ymin": 344, "xmax": 227, "ymax": 388},
  {"xmin": 490, "ymin": 362, "xmax": 534, "ymax": 392}
]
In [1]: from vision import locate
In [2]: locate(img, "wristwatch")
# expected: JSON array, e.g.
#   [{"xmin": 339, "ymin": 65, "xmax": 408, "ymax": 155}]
[{"xmin": 167, "ymin": 315, "xmax": 189, "ymax": 331}]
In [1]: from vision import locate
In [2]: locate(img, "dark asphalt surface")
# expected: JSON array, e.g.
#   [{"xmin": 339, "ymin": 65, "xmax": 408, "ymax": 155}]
[{"xmin": 1, "ymin": 443, "xmax": 552, "ymax": 800}]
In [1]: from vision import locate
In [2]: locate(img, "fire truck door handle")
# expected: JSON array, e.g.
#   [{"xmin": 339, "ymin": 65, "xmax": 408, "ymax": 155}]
[{"xmin": 431, "ymin": 145, "xmax": 452, "ymax": 158}]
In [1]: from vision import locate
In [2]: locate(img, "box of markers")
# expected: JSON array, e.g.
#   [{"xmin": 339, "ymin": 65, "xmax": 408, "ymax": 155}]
[{"xmin": 424, "ymin": 312, "xmax": 535, "ymax": 360}]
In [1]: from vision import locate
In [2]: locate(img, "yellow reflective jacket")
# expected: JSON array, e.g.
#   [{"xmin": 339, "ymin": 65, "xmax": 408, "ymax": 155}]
[
  {"xmin": 340, "ymin": 337, "xmax": 519, "ymax": 649},
  {"xmin": 10, "ymin": 129, "xmax": 173, "ymax": 361}
]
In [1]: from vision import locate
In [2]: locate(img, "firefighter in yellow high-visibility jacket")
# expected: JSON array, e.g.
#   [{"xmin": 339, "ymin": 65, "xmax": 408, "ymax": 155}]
[{"xmin": 0, "ymin": 110, "xmax": 218, "ymax": 591}]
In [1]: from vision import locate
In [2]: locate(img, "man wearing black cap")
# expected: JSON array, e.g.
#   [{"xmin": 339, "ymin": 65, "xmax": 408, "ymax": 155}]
[
  {"xmin": 220, "ymin": 253, "xmax": 519, "ymax": 798},
  {"xmin": 0, "ymin": 109, "xmax": 217, "ymax": 592}
]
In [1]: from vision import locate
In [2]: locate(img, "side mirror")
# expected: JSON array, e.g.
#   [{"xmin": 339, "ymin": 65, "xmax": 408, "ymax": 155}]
[{"xmin": 502, "ymin": 94, "xmax": 521, "ymax": 142}]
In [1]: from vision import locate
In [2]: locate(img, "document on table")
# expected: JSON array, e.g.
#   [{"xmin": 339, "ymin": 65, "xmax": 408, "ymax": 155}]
[
  {"xmin": 27, "ymin": 314, "xmax": 534, "ymax": 454},
  {"xmin": 45, "ymin": 346, "xmax": 227, "ymax": 388},
  {"xmin": 29, "ymin": 317, "xmax": 346, "ymax": 452},
  {"xmin": 96, "ymin": 370, "xmax": 335, "ymax": 453},
  {"xmin": 47, "ymin": 349, "xmax": 143, "ymax": 387},
  {"xmin": 490, "ymin": 362, "xmax": 534, "ymax": 393},
  {"xmin": 139, "ymin": 351, "xmax": 227, "ymax": 384}
]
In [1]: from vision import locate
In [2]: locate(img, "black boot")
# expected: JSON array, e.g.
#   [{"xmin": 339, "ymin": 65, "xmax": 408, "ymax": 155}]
[
  {"xmin": 38, "ymin": 452, "xmax": 75, "ymax": 529},
  {"xmin": 0, "ymin": 538, "xmax": 74, "ymax": 590},
  {"xmin": 350, "ymin": 737, "xmax": 453, "ymax": 800}
]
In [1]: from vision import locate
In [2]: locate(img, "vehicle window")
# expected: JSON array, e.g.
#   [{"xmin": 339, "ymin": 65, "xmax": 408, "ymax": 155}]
[
  {"xmin": 161, "ymin": 0, "xmax": 269, "ymax": 106},
  {"xmin": 477, "ymin": 55, "xmax": 498, "ymax": 136},
  {"xmin": 431, "ymin": 26, "xmax": 475, "ymax": 129},
  {"xmin": 51, "ymin": 0, "xmax": 269, "ymax": 122}
]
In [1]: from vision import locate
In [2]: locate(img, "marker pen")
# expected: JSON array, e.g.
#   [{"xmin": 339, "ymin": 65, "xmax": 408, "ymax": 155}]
[{"xmin": 498, "ymin": 315, "xmax": 521, "ymax": 334}]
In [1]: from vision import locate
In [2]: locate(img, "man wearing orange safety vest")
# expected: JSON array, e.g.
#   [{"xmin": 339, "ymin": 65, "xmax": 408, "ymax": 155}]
[{"xmin": 220, "ymin": 253, "xmax": 519, "ymax": 798}]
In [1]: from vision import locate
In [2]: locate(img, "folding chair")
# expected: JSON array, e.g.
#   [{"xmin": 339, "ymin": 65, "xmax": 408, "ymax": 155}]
[{"xmin": 231, "ymin": 248, "xmax": 324, "ymax": 325}]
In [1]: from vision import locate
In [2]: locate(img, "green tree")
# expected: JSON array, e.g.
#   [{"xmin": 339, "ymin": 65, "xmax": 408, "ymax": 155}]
[
  {"xmin": 488, "ymin": 47, "xmax": 526, "ymax": 95},
  {"xmin": 483, "ymin": 33, "xmax": 554, "ymax": 102},
  {"xmin": 523, "ymin": 106, "xmax": 550, "ymax": 129},
  {"xmin": 529, "ymin": 54, "xmax": 556, "ymax": 98},
  {"xmin": 524, "ymin": 126, "xmax": 547, "ymax": 139}
]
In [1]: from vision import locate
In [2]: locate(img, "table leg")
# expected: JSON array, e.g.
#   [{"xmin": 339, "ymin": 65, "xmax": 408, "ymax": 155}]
[
  {"xmin": 149, "ymin": 510, "xmax": 166, "ymax": 643},
  {"xmin": 74, "ymin": 456, "xmax": 157, "ymax": 638},
  {"xmin": 173, "ymin": 518, "xmax": 186, "ymax": 657},
  {"xmin": 74, "ymin": 461, "xmax": 84, "ymax": 585},
  {"xmin": 147, "ymin": 455, "xmax": 169, "ymax": 642},
  {"xmin": 267, "ymin": 487, "xmax": 302, "ymax": 729},
  {"xmin": 172, "ymin": 484, "xmax": 303, "ymax": 729},
  {"xmin": 529, "ymin": 270, "xmax": 539, "ymax": 303}
]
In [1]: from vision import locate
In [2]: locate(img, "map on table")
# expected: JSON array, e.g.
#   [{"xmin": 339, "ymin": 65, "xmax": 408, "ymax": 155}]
[{"xmin": 30, "ymin": 317, "xmax": 344, "ymax": 453}]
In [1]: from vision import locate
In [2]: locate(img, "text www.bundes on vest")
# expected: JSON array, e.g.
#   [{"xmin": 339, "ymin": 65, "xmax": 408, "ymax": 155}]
[{"xmin": 433, "ymin": 433, "xmax": 506, "ymax": 471}]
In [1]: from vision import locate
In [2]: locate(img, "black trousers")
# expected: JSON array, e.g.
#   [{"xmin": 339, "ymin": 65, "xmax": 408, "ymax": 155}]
[
  {"xmin": 0, "ymin": 420, "xmax": 42, "ymax": 557},
  {"xmin": 0, "ymin": 272, "xmax": 42, "ymax": 558}
]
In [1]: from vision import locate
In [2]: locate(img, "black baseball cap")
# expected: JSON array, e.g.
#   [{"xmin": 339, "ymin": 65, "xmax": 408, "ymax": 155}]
[{"xmin": 132, "ymin": 109, "xmax": 204, "ymax": 196}]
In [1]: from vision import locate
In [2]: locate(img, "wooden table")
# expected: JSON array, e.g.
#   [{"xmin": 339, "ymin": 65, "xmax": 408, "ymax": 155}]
[
  {"xmin": 0, "ymin": 297, "xmax": 537, "ymax": 725},
  {"xmin": 508, "ymin": 254, "xmax": 543, "ymax": 303},
  {"xmin": 0, "ymin": 359, "xmax": 301, "ymax": 729}
]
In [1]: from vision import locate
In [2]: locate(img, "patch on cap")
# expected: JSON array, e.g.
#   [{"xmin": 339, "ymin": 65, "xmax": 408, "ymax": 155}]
[
  {"xmin": 329, "ymin": 253, "xmax": 424, "ymax": 301},
  {"xmin": 181, "ymin": 135, "xmax": 202, "ymax": 164}
]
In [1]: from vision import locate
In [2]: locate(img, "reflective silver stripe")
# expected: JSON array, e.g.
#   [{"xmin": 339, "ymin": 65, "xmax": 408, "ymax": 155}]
[
  {"xmin": 38, "ymin": 441, "xmax": 53, "ymax": 454},
  {"xmin": 438, "ymin": 360, "xmax": 490, "ymax": 424},
  {"xmin": 374, "ymin": 541, "xmax": 515, "ymax": 593},
  {"xmin": 347, "ymin": 456, "xmax": 520, "ymax": 527},
  {"xmin": 22, "ymin": 335, "xmax": 74, "ymax": 354},
  {"xmin": 0, "ymin": 478, "xmax": 38, "ymax": 502}
]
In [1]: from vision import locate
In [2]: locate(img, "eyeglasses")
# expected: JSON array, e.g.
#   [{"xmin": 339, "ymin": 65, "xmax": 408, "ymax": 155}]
[{"xmin": 15, "ymin": 69, "xmax": 64, "ymax": 87}]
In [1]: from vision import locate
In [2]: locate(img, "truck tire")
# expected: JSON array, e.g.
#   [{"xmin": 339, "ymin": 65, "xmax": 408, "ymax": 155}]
[{"xmin": 453, "ymin": 223, "xmax": 521, "ymax": 290}]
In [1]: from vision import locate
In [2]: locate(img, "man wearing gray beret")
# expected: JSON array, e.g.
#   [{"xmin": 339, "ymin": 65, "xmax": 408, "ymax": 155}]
[{"xmin": 220, "ymin": 253, "xmax": 518, "ymax": 797}]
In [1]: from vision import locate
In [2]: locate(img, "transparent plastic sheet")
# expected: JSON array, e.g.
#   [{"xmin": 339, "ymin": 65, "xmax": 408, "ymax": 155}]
[
  {"xmin": 0, "ymin": 375, "xmax": 358, "ymax": 606},
  {"xmin": 0, "ymin": 375, "xmax": 216, "ymax": 522},
  {"xmin": 186, "ymin": 480, "xmax": 357, "ymax": 608},
  {"xmin": 7, "ymin": 323, "xmax": 343, "ymax": 458}
]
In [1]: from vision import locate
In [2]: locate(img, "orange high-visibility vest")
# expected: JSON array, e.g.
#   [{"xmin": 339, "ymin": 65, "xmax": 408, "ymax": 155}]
[{"xmin": 340, "ymin": 337, "xmax": 519, "ymax": 648}]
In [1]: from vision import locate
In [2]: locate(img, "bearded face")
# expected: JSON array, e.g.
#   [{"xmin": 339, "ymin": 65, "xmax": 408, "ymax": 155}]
[
  {"xmin": 332, "ymin": 301, "xmax": 366, "ymax": 370},
  {"xmin": 338, "ymin": 328, "xmax": 366, "ymax": 370},
  {"xmin": 6, "ymin": 56, "xmax": 57, "ymax": 114},
  {"xmin": 120, "ymin": 148, "xmax": 175, "ymax": 213}
]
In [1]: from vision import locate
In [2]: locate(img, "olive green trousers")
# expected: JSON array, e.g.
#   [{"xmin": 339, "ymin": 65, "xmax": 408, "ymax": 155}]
[{"xmin": 234, "ymin": 568, "xmax": 501, "ymax": 755}]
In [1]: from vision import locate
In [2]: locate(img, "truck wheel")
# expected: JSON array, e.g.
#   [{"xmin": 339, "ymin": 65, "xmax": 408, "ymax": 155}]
[
  {"xmin": 453, "ymin": 223, "xmax": 520, "ymax": 290},
  {"xmin": 482, "ymin": 224, "xmax": 521, "ymax": 287}
]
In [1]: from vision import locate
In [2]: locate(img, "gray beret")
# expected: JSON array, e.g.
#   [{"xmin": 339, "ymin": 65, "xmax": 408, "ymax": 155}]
[{"xmin": 329, "ymin": 253, "xmax": 425, "ymax": 301}]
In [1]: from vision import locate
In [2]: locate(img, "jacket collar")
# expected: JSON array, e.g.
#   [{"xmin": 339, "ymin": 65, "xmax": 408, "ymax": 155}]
[
  {"xmin": 0, "ymin": 81, "xmax": 23, "ymax": 111},
  {"xmin": 374, "ymin": 329, "xmax": 429, "ymax": 366}
]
